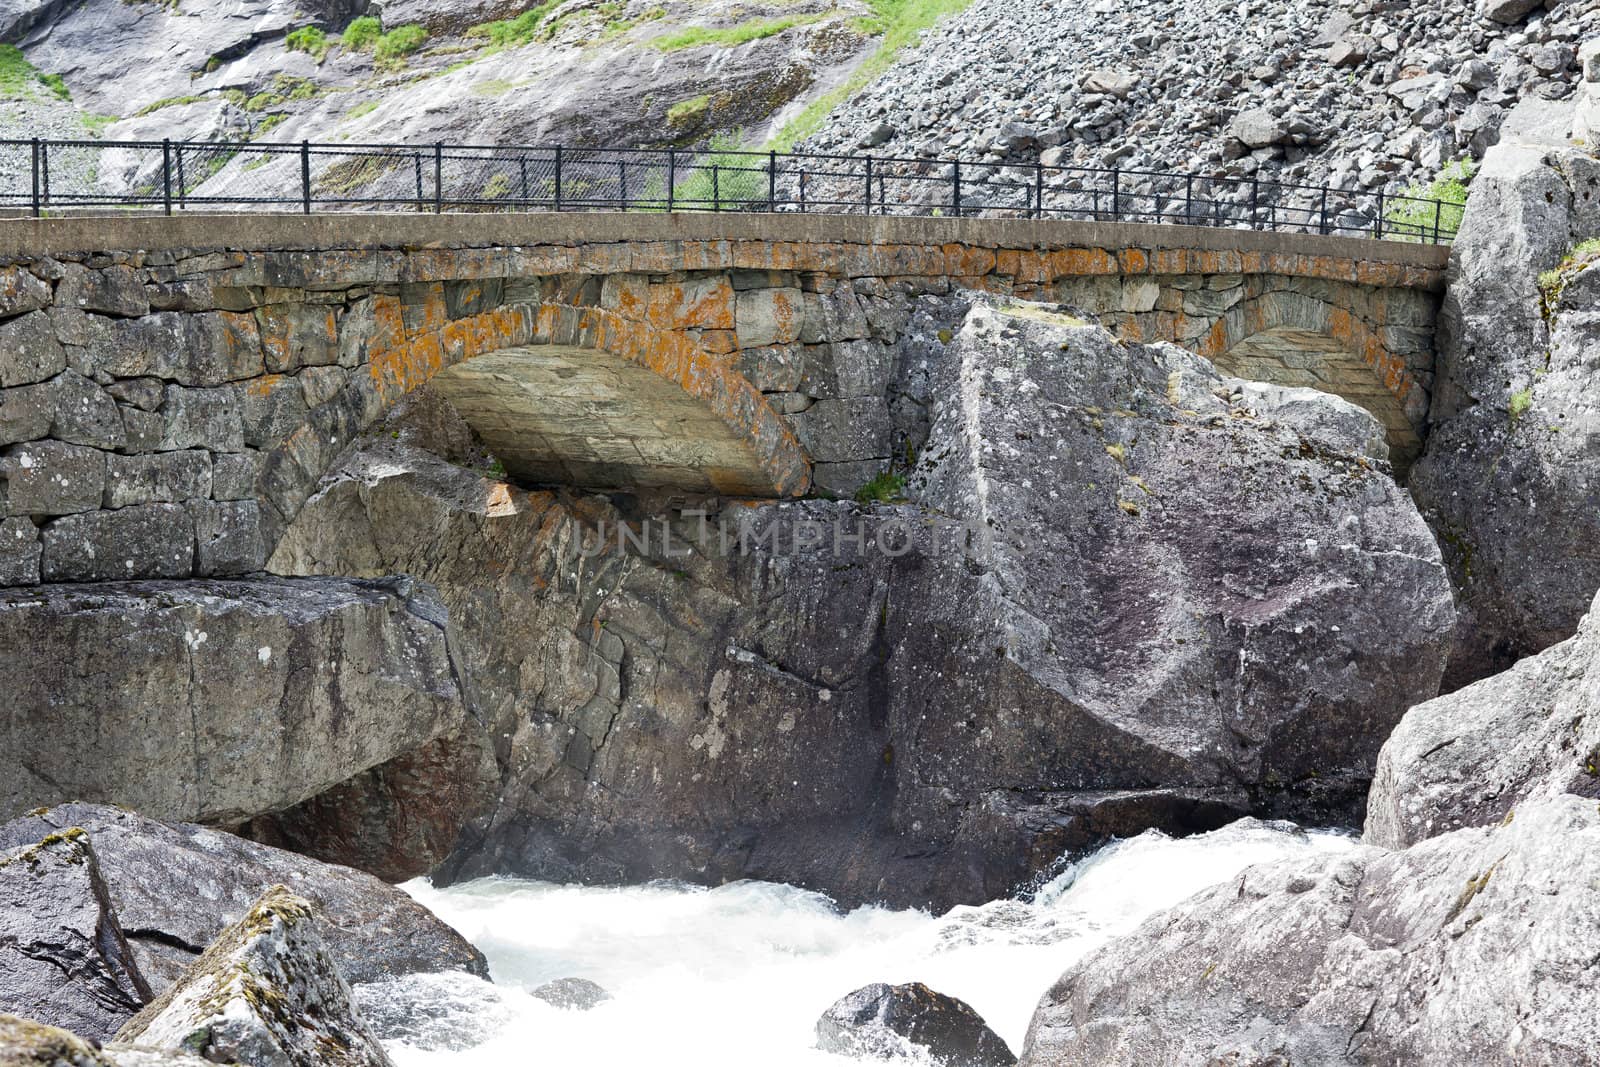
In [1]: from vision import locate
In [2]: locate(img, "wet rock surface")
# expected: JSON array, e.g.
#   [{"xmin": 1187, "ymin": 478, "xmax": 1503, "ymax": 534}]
[
  {"xmin": 0, "ymin": 805, "xmax": 488, "ymax": 991},
  {"xmin": 0, "ymin": 830, "xmax": 150, "ymax": 1043},
  {"xmin": 1020, "ymin": 794, "xmax": 1600, "ymax": 1067},
  {"xmin": 816, "ymin": 982, "xmax": 1016, "ymax": 1066},
  {"xmin": 274, "ymin": 295, "xmax": 1452, "ymax": 910},
  {"xmin": 116, "ymin": 886, "xmax": 395, "ymax": 1067},
  {"xmin": 0, "ymin": 1014, "xmax": 211, "ymax": 1067},
  {"xmin": 530, "ymin": 977, "xmax": 612, "ymax": 1011}
]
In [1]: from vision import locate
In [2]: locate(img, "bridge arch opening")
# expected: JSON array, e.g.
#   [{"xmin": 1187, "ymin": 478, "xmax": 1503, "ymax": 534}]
[{"xmin": 1200, "ymin": 291, "xmax": 1425, "ymax": 471}]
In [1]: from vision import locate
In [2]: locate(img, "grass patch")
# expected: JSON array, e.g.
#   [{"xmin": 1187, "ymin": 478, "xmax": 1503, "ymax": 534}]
[
  {"xmin": 83, "ymin": 112, "xmax": 119, "ymax": 134},
  {"xmin": 854, "ymin": 470, "xmax": 907, "ymax": 504},
  {"xmin": 769, "ymin": 0, "xmax": 975, "ymax": 150},
  {"xmin": 374, "ymin": 24, "xmax": 427, "ymax": 67},
  {"xmin": 135, "ymin": 92, "xmax": 208, "ymax": 116},
  {"xmin": 466, "ymin": 1, "xmax": 563, "ymax": 49},
  {"xmin": 341, "ymin": 16, "xmax": 382, "ymax": 50},
  {"xmin": 344, "ymin": 100, "xmax": 378, "ymax": 121},
  {"xmin": 644, "ymin": 130, "xmax": 769, "ymax": 209},
  {"xmin": 1509, "ymin": 387, "xmax": 1533, "ymax": 427},
  {"xmin": 254, "ymin": 112, "xmax": 288, "ymax": 136},
  {"xmin": 0, "ymin": 44, "xmax": 72, "ymax": 102},
  {"xmin": 473, "ymin": 78, "xmax": 517, "ymax": 97},
  {"xmin": 653, "ymin": 14, "xmax": 824, "ymax": 51},
  {"xmin": 285, "ymin": 26, "xmax": 329, "ymax": 60},
  {"xmin": 666, "ymin": 93, "xmax": 711, "ymax": 130},
  {"xmin": 1384, "ymin": 159, "xmax": 1474, "ymax": 242}
]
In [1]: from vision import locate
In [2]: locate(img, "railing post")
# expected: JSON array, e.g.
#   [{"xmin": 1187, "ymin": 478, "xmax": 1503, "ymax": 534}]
[
  {"xmin": 29, "ymin": 138, "xmax": 40, "ymax": 218},
  {"xmin": 1185, "ymin": 175, "xmax": 1194, "ymax": 225},
  {"xmin": 161, "ymin": 139, "xmax": 172, "ymax": 217},
  {"xmin": 712, "ymin": 164, "xmax": 719, "ymax": 212},
  {"xmin": 800, "ymin": 169, "xmax": 807, "ymax": 213},
  {"xmin": 433, "ymin": 142, "xmax": 443, "ymax": 214},
  {"xmin": 1035, "ymin": 160, "xmax": 1045, "ymax": 219},
  {"xmin": 300, "ymin": 141, "xmax": 311, "ymax": 214},
  {"xmin": 952, "ymin": 161, "xmax": 961, "ymax": 217},
  {"xmin": 413, "ymin": 152, "xmax": 423, "ymax": 211},
  {"xmin": 864, "ymin": 156, "xmax": 873, "ymax": 215},
  {"xmin": 619, "ymin": 160, "xmax": 628, "ymax": 209},
  {"xmin": 667, "ymin": 148, "xmax": 675, "ymax": 212},
  {"xmin": 554, "ymin": 146, "xmax": 563, "ymax": 211},
  {"xmin": 1249, "ymin": 176, "xmax": 1259, "ymax": 229},
  {"xmin": 1320, "ymin": 185, "xmax": 1330, "ymax": 235},
  {"xmin": 768, "ymin": 150, "xmax": 777, "ymax": 210},
  {"xmin": 1111, "ymin": 168, "xmax": 1120, "ymax": 222},
  {"xmin": 1433, "ymin": 198, "xmax": 1443, "ymax": 244},
  {"xmin": 519, "ymin": 156, "xmax": 528, "ymax": 205},
  {"xmin": 1375, "ymin": 191, "xmax": 1385, "ymax": 240},
  {"xmin": 176, "ymin": 145, "xmax": 186, "ymax": 210}
]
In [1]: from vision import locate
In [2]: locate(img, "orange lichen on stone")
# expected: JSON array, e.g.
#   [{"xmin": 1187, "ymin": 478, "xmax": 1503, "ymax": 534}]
[{"xmin": 647, "ymin": 278, "xmax": 735, "ymax": 331}]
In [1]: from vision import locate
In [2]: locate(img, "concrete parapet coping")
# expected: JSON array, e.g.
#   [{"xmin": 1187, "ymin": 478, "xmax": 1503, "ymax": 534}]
[{"xmin": 0, "ymin": 211, "xmax": 1450, "ymax": 274}]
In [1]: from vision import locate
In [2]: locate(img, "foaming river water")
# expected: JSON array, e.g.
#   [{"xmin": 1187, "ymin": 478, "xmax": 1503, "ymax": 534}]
[{"xmin": 362, "ymin": 820, "xmax": 1354, "ymax": 1065}]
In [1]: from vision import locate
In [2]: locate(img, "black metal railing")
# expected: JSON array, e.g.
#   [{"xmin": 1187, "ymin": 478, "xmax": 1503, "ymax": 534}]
[{"xmin": 0, "ymin": 137, "xmax": 1461, "ymax": 243}]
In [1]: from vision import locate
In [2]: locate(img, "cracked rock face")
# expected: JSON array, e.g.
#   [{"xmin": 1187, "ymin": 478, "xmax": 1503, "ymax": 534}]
[
  {"xmin": 115, "ymin": 886, "xmax": 394, "ymax": 1067},
  {"xmin": 1409, "ymin": 107, "xmax": 1600, "ymax": 688},
  {"xmin": 274, "ymin": 295, "xmax": 1452, "ymax": 909},
  {"xmin": 1366, "ymin": 585, "xmax": 1600, "ymax": 850},
  {"xmin": 0, "ymin": 830, "xmax": 150, "ymax": 1043},
  {"xmin": 1019, "ymin": 794, "xmax": 1600, "ymax": 1066},
  {"xmin": 0, "ymin": 804, "xmax": 488, "ymax": 992},
  {"xmin": 0, "ymin": 575, "xmax": 495, "ymax": 880}
]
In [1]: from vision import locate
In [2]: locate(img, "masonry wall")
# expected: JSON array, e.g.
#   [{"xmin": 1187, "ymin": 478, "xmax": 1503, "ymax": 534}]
[{"xmin": 0, "ymin": 213, "xmax": 1445, "ymax": 586}]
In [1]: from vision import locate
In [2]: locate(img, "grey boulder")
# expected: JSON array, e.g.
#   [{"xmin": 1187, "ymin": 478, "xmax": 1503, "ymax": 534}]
[
  {"xmin": 1366, "ymin": 586, "xmax": 1600, "ymax": 849},
  {"xmin": 0, "ymin": 830, "xmax": 150, "ymax": 1042},
  {"xmin": 1021, "ymin": 795, "xmax": 1600, "ymax": 1066},
  {"xmin": 817, "ymin": 983, "xmax": 1016, "ymax": 1066},
  {"xmin": 116, "ymin": 886, "xmax": 394, "ymax": 1067},
  {"xmin": 0, "ymin": 1015, "xmax": 210, "ymax": 1067},
  {"xmin": 0, "ymin": 804, "xmax": 488, "ymax": 991}
]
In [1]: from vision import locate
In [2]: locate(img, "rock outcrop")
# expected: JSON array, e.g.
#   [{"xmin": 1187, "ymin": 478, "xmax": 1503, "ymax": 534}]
[
  {"xmin": 273, "ymin": 296, "xmax": 1454, "ymax": 909},
  {"xmin": 0, "ymin": 577, "xmax": 494, "ymax": 880},
  {"xmin": 0, "ymin": 1015, "xmax": 211, "ymax": 1067},
  {"xmin": 1409, "ymin": 99, "xmax": 1600, "ymax": 687},
  {"xmin": 0, "ymin": 805, "xmax": 488, "ymax": 992},
  {"xmin": 1020, "ymin": 794, "xmax": 1600, "ymax": 1066},
  {"xmin": 0, "ymin": 830, "xmax": 150, "ymax": 1042},
  {"xmin": 816, "ymin": 982, "xmax": 1016, "ymax": 1067},
  {"xmin": 116, "ymin": 887, "xmax": 394, "ymax": 1067},
  {"xmin": 1366, "ymin": 586, "xmax": 1600, "ymax": 850}
]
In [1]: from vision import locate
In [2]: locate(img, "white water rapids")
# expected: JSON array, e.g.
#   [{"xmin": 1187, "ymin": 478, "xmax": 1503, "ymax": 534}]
[{"xmin": 363, "ymin": 819, "xmax": 1354, "ymax": 1066}]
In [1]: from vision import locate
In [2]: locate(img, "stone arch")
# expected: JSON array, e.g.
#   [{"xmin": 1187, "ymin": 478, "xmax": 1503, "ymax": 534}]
[
  {"xmin": 1195, "ymin": 289, "xmax": 1425, "ymax": 468},
  {"xmin": 253, "ymin": 295, "xmax": 810, "ymax": 556}
]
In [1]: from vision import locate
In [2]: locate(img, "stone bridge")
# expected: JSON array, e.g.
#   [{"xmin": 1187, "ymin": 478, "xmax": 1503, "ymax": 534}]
[{"xmin": 0, "ymin": 212, "xmax": 1447, "ymax": 586}]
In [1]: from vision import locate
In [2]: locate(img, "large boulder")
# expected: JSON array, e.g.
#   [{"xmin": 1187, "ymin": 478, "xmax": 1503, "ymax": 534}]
[
  {"xmin": 272, "ymin": 298, "xmax": 1452, "ymax": 910},
  {"xmin": 116, "ymin": 887, "xmax": 394, "ymax": 1067},
  {"xmin": 1367, "ymin": 587, "xmax": 1600, "ymax": 849},
  {"xmin": 0, "ymin": 804, "xmax": 488, "ymax": 991},
  {"xmin": 816, "ymin": 982, "xmax": 1016, "ymax": 1066},
  {"xmin": 1409, "ymin": 103, "xmax": 1600, "ymax": 688},
  {"xmin": 1020, "ymin": 794, "xmax": 1600, "ymax": 1066},
  {"xmin": 0, "ymin": 576, "xmax": 495, "ymax": 880},
  {"xmin": 0, "ymin": 830, "xmax": 150, "ymax": 1042}
]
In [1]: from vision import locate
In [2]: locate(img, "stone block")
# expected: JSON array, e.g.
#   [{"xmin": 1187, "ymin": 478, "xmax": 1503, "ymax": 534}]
[
  {"xmin": 0, "ymin": 311, "xmax": 66, "ymax": 388},
  {"xmin": 0, "ymin": 380, "xmax": 54, "ymax": 447},
  {"xmin": 212, "ymin": 450, "xmax": 263, "ymax": 500},
  {"xmin": 160, "ymin": 384, "xmax": 245, "ymax": 452},
  {"xmin": 105, "ymin": 450, "xmax": 213, "ymax": 509},
  {"xmin": 800, "ymin": 284, "xmax": 871, "ymax": 344},
  {"xmin": 1183, "ymin": 287, "xmax": 1246, "ymax": 317},
  {"xmin": 106, "ymin": 377, "xmax": 165, "ymax": 411},
  {"xmin": 801, "ymin": 339, "xmax": 896, "ymax": 399},
  {"xmin": 56, "ymin": 264, "xmax": 150, "ymax": 318},
  {"xmin": 1121, "ymin": 278, "xmax": 1161, "ymax": 313},
  {"xmin": 191, "ymin": 499, "xmax": 267, "ymax": 575},
  {"xmin": 736, "ymin": 287, "xmax": 804, "ymax": 348},
  {"xmin": 243, "ymin": 375, "xmax": 310, "ymax": 448},
  {"xmin": 298, "ymin": 365, "xmax": 348, "ymax": 408},
  {"xmin": 789, "ymin": 397, "xmax": 893, "ymax": 463},
  {"xmin": 0, "ymin": 266, "xmax": 50, "ymax": 319},
  {"xmin": 445, "ymin": 277, "xmax": 505, "ymax": 319},
  {"xmin": 257, "ymin": 303, "xmax": 338, "ymax": 374},
  {"xmin": 119, "ymin": 406, "xmax": 163, "ymax": 453},
  {"xmin": 811, "ymin": 459, "xmax": 886, "ymax": 496},
  {"xmin": 0, "ymin": 441, "xmax": 106, "ymax": 516},
  {"xmin": 734, "ymin": 344, "xmax": 805, "ymax": 392},
  {"xmin": 647, "ymin": 276, "xmax": 736, "ymax": 331},
  {"xmin": 50, "ymin": 370, "xmax": 126, "ymax": 450},
  {"xmin": 0, "ymin": 517, "xmax": 40, "ymax": 584},
  {"xmin": 41, "ymin": 503, "xmax": 194, "ymax": 581},
  {"xmin": 84, "ymin": 312, "xmax": 265, "ymax": 386}
]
